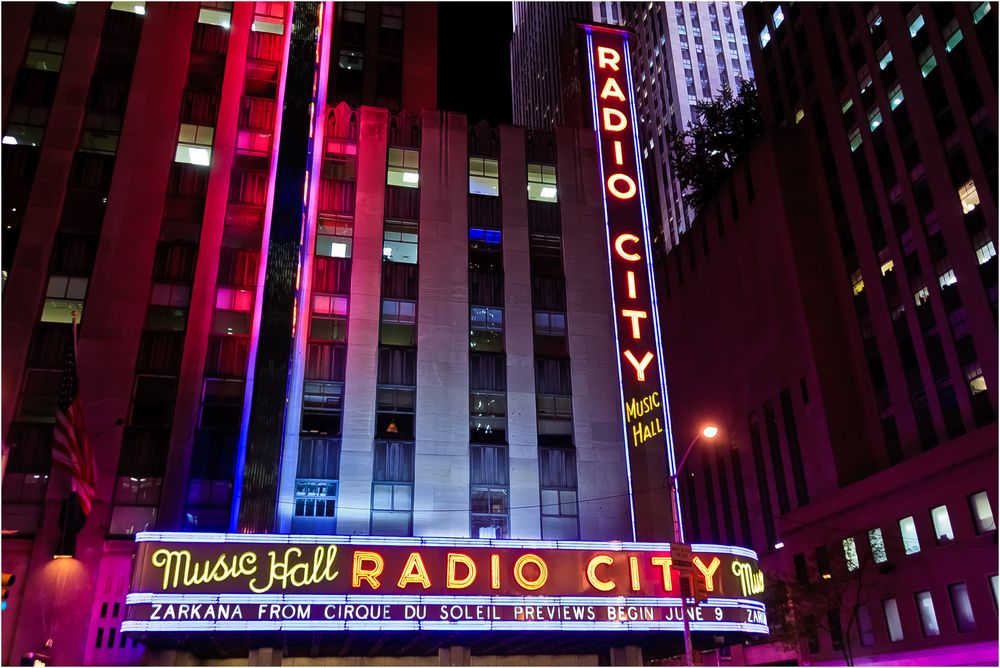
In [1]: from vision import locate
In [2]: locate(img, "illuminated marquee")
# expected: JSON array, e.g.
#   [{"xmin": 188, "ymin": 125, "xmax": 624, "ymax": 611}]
[
  {"xmin": 584, "ymin": 25, "xmax": 676, "ymax": 541},
  {"xmin": 123, "ymin": 533, "xmax": 768, "ymax": 634}
]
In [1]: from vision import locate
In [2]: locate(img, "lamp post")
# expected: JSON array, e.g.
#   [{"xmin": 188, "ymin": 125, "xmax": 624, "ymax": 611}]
[{"xmin": 670, "ymin": 425, "xmax": 719, "ymax": 667}]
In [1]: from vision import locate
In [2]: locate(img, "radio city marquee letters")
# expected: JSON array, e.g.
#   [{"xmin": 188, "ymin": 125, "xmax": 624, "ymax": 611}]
[
  {"xmin": 123, "ymin": 534, "xmax": 768, "ymax": 633},
  {"xmin": 584, "ymin": 25, "xmax": 674, "ymax": 540}
]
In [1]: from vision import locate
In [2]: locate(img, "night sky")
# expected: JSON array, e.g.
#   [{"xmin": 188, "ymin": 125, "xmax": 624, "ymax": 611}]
[{"xmin": 438, "ymin": 2, "xmax": 513, "ymax": 126}]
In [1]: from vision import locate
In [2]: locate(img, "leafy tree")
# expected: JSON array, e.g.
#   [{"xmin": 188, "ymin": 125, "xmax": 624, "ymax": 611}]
[
  {"xmin": 667, "ymin": 78, "xmax": 763, "ymax": 216},
  {"xmin": 764, "ymin": 534, "xmax": 888, "ymax": 666}
]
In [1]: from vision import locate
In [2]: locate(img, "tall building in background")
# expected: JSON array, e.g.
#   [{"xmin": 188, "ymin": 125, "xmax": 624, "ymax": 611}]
[
  {"xmin": 2, "ymin": 5, "xmax": 764, "ymax": 666},
  {"xmin": 658, "ymin": 1, "xmax": 997, "ymax": 664},
  {"xmin": 621, "ymin": 2, "xmax": 755, "ymax": 256},
  {"xmin": 510, "ymin": 1, "xmax": 623, "ymax": 129}
]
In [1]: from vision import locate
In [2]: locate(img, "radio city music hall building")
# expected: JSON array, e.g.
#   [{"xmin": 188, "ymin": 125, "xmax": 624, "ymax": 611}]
[{"xmin": 1, "ymin": 3, "xmax": 766, "ymax": 665}]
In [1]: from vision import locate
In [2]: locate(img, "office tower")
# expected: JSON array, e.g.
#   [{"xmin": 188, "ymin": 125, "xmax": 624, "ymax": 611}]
[
  {"xmin": 621, "ymin": 2, "xmax": 755, "ymax": 255},
  {"xmin": 659, "ymin": 2, "xmax": 997, "ymax": 664},
  {"xmin": 510, "ymin": 1, "xmax": 623, "ymax": 129},
  {"xmin": 2, "ymin": 6, "xmax": 764, "ymax": 665}
]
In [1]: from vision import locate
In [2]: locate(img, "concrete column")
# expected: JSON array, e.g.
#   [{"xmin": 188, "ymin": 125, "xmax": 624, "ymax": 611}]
[
  {"xmin": 337, "ymin": 106, "xmax": 388, "ymax": 535},
  {"xmin": 556, "ymin": 126, "xmax": 632, "ymax": 540},
  {"xmin": 499, "ymin": 125, "xmax": 541, "ymax": 539},
  {"xmin": 413, "ymin": 110, "xmax": 470, "ymax": 537},
  {"xmin": 438, "ymin": 646, "xmax": 471, "ymax": 667},
  {"xmin": 249, "ymin": 647, "xmax": 284, "ymax": 666},
  {"xmin": 0, "ymin": 2, "xmax": 32, "ymax": 118}
]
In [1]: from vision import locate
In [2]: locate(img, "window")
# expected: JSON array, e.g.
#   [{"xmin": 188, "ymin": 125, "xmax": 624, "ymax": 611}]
[
  {"xmin": 301, "ymin": 381, "xmax": 343, "ymax": 434},
  {"xmin": 849, "ymin": 127, "xmax": 862, "ymax": 152},
  {"xmin": 540, "ymin": 447, "xmax": 579, "ymax": 540},
  {"xmin": 948, "ymin": 582, "xmax": 976, "ymax": 632},
  {"xmin": 869, "ymin": 528, "xmax": 888, "ymax": 563},
  {"xmin": 371, "ymin": 441, "xmax": 414, "ymax": 536},
  {"xmin": 843, "ymin": 537, "xmax": 859, "ymax": 571},
  {"xmin": 969, "ymin": 491, "xmax": 996, "ymax": 533},
  {"xmin": 110, "ymin": 1, "xmax": 146, "ymax": 14},
  {"xmin": 815, "ymin": 546, "xmax": 832, "ymax": 579},
  {"xmin": 889, "ymin": 83, "xmax": 904, "ymax": 110},
  {"xmin": 990, "ymin": 574, "xmax": 998, "ymax": 608},
  {"xmin": 867, "ymin": 6, "xmax": 882, "ymax": 31},
  {"xmin": 772, "ymin": 6, "xmax": 784, "ymax": 28},
  {"xmin": 311, "ymin": 294, "xmax": 348, "ymax": 342},
  {"xmin": 470, "ymin": 392, "xmax": 506, "ymax": 444},
  {"xmin": 851, "ymin": 270, "xmax": 865, "ymax": 295},
  {"xmin": 252, "ymin": 2, "xmax": 285, "ymax": 34},
  {"xmin": 25, "ymin": 33, "xmax": 66, "ymax": 72},
  {"xmin": 868, "ymin": 105, "xmax": 883, "ymax": 131},
  {"xmin": 877, "ymin": 43, "xmax": 893, "ymax": 70},
  {"xmin": 918, "ymin": 47, "xmax": 937, "ymax": 78},
  {"xmin": 469, "ymin": 157, "xmax": 499, "ymax": 196},
  {"xmin": 343, "ymin": 1, "xmax": 365, "ymax": 23},
  {"xmin": 907, "ymin": 9, "xmax": 925, "ymax": 36},
  {"xmin": 972, "ymin": 230, "xmax": 996, "ymax": 264},
  {"xmin": 965, "ymin": 363, "xmax": 987, "ymax": 395},
  {"xmin": 937, "ymin": 261, "xmax": 957, "ymax": 288},
  {"xmin": 470, "ymin": 306, "xmax": 503, "ymax": 351},
  {"xmin": 317, "ymin": 223, "xmax": 353, "ymax": 259},
  {"xmin": 42, "ymin": 275, "xmax": 87, "ymax": 323},
  {"xmin": 972, "ymin": 2, "xmax": 991, "ymax": 23},
  {"xmin": 942, "ymin": 19, "xmax": 963, "ymax": 52},
  {"xmin": 534, "ymin": 311, "xmax": 567, "ymax": 337},
  {"xmin": 899, "ymin": 516, "xmax": 921, "ymax": 554},
  {"xmin": 293, "ymin": 438, "xmax": 339, "ymax": 525},
  {"xmin": 537, "ymin": 395, "xmax": 573, "ymax": 439},
  {"xmin": 175, "ymin": 124, "xmax": 214, "ymax": 166},
  {"xmin": 527, "ymin": 163, "xmax": 557, "ymax": 203},
  {"xmin": 915, "ymin": 591, "xmax": 941, "ymax": 636},
  {"xmin": 470, "ymin": 444, "xmax": 509, "ymax": 538},
  {"xmin": 213, "ymin": 287, "xmax": 252, "ymax": 336},
  {"xmin": 931, "ymin": 504, "xmax": 955, "ymax": 544},
  {"xmin": 338, "ymin": 48, "xmax": 363, "ymax": 70},
  {"xmin": 759, "ymin": 26, "xmax": 771, "ymax": 48},
  {"xmin": 380, "ymin": 299, "xmax": 416, "ymax": 346},
  {"xmin": 958, "ymin": 179, "xmax": 980, "ymax": 213},
  {"xmin": 857, "ymin": 606, "xmax": 875, "ymax": 646},
  {"xmin": 383, "ymin": 223, "xmax": 418, "ymax": 263},
  {"xmin": 914, "ymin": 286, "xmax": 930, "ymax": 305},
  {"xmin": 199, "ymin": 2, "xmax": 232, "ymax": 28},
  {"xmin": 387, "ymin": 148, "xmax": 419, "ymax": 188},
  {"xmin": 883, "ymin": 598, "xmax": 904, "ymax": 641}
]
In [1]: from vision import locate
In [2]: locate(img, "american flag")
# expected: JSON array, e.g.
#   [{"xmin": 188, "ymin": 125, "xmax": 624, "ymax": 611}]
[{"xmin": 52, "ymin": 322, "xmax": 96, "ymax": 516}]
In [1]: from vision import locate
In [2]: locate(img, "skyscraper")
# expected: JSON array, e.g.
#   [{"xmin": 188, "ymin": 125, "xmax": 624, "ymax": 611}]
[
  {"xmin": 1, "ymin": 5, "xmax": 763, "ymax": 665},
  {"xmin": 657, "ymin": 1, "xmax": 997, "ymax": 664},
  {"xmin": 621, "ymin": 2, "xmax": 755, "ymax": 255}
]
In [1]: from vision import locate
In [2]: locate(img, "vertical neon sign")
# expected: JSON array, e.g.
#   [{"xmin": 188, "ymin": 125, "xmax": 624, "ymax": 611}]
[{"xmin": 584, "ymin": 25, "xmax": 679, "ymax": 542}]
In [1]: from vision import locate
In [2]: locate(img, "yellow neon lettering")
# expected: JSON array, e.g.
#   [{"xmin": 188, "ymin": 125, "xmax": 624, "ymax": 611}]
[
  {"xmin": 693, "ymin": 556, "xmax": 721, "ymax": 592},
  {"xmin": 626, "ymin": 271, "xmax": 637, "ymax": 298},
  {"xmin": 650, "ymin": 556, "xmax": 673, "ymax": 591},
  {"xmin": 513, "ymin": 554, "xmax": 549, "ymax": 591},
  {"xmin": 446, "ymin": 553, "xmax": 477, "ymax": 589},
  {"xmin": 731, "ymin": 559, "xmax": 765, "ymax": 596},
  {"xmin": 623, "ymin": 350, "xmax": 655, "ymax": 381},
  {"xmin": 621, "ymin": 309, "xmax": 647, "ymax": 339},
  {"xmin": 614, "ymin": 234, "xmax": 642, "ymax": 261},
  {"xmin": 597, "ymin": 46, "xmax": 621, "ymax": 71},
  {"xmin": 613, "ymin": 140, "xmax": 624, "ymax": 166},
  {"xmin": 608, "ymin": 173, "xmax": 637, "ymax": 199},
  {"xmin": 600, "ymin": 77, "xmax": 626, "ymax": 101},
  {"xmin": 586, "ymin": 555, "xmax": 616, "ymax": 592},
  {"xmin": 352, "ymin": 551, "xmax": 384, "ymax": 589},
  {"xmin": 397, "ymin": 552, "xmax": 432, "ymax": 589},
  {"xmin": 602, "ymin": 107, "xmax": 628, "ymax": 132},
  {"xmin": 628, "ymin": 556, "xmax": 641, "ymax": 591},
  {"xmin": 490, "ymin": 554, "xmax": 501, "ymax": 590}
]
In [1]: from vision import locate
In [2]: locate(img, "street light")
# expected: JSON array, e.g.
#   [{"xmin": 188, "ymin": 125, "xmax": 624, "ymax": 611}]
[{"xmin": 669, "ymin": 424, "xmax": 720, "ymax": 667}]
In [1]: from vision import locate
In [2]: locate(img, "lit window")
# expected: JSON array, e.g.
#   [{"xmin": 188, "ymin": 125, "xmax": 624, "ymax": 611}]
[
  {"xmin": 991, "ymin": 575, "xmax": 999, "ymax": 608},
  {"xmin": 338, "ymin": 49, "xmax": 363, "ymax": 71},
  {"xmin": 198, "ymin": 2, "xmax": 232, "ymax": 28},
  {"xmin": 110, "ymin": 2, "xmax": 145, "ymax": 15},
  {"xmin": 387, "ymin": 148, "xmax": 419, "ymax": 188},
  {"xmin": 868, "ymin": 105, "xmax": 883, "ymax": 131},
  {"xmin": 848, "ymin": 127, "xmax": 862, "ymax": 152},
  {"xmin": 930, "ymin": 504, "xmax": 954, "ymax": 544},
  {"xmin": 527, "ymin": 163, "xmax": 558, "ymax": 202},
  {"xmin": 759, "ymin": 26, "xmax": 771, "ymax": 48},
  {"xmin": 937, "ymin": 261, "xmax": 957, "ymax": 288},
  {"xmin": 470, "ymin": 307, "xmax": 504, "ymax": 352},
  {"xmin": 383, "ymin": 223, "xmax": 418, "ymax": 263},
  {"xmin": 914, "ymin": 286, "xmax": 930, "ymax": 305},
  {"xmin": 969, "ymin": 491, "xmax": 996, "ymax": 533},
  {"xmin": 313, "ymin": 294, "xmax": 348, "ymax": 316},
  {"xmin": 918, "ymin": 46, "xmax": 937, "ymax": 77},
  {"xmin": 469, "ymin": 228, "xmax": 501, "ymax": 245},
  {"xmin": 879, "ymin": 258, "xmax": 894, "ymax": 275},
  {"xmin": 942, "ymin": 19, "xmax": 963, "ymax": 52},
  {"xmin": 317, "ymin": 230, "xmax": 352, "ymax": 259},
  {"xmin": 840, "ymin": 94, "xmax": 854, "ymax": 114},
  {"xmin": 175, "ymin": 124, "xmax": 214, "ymax": 166},
  {"xmin": 972, "ymin": 230, "xmax": 996, "ymax": 265},
  {"xmin": 794, "ymin": 108, "xmax": 804, "ymax": 124},
  {"xmin": 851, "ymin": 270, "xmax": 865, "ymax": 295},
  {"xmin": 252, "ymin": 2, "xmax": 286, "ymax": 34},
  {"xmin": 915, "ymin": 591, "xmax": 941, "ymax": 637},
  {"xmin": 888, "ymin": 83, "xmax": 904, "ymax": 110},
  {"xmin": 899, "ymin": 516, "xmax": 921, "ymax": 554},
  {"xmin": 42, "ymin": 275, "xmax": 87, "ymax": 323},
  {"xmin": 882, "ymin": 599, "xmax": 904, "ymax": 642},
  {"xmin": 866, "ymin": 6, "xmax": 882, "ymax": 31},
  {"xmin": 215, "ymin": 287, "xmax": 252, "ymax": 312},
  {"xmin": 972, "ymin": 2, "xmax": 991, "ymax": 24},
  {"xmin": 869, "ymin": 528, "xmax": 887, "ymax": 563},
  {"xmin": 948, "ymin": 583, "xmax": 977, "ymax": 632},
  {"xmin": 958, "ymin": 179, "xmax": 980, "ymax": 214},
  {"xmin": 907, "ymin": 9, "xmax": 925, "ymax": 36},
  {"xmin": 24, "ymin": 33, "xmax": 66, "ymax": 72},
  {"xmin": 772, "ymin": 6, "xmax": 784, "ymax": 28},
  {"xmin": 469, "ymin": 157, "xmax": 499, "ymax": 196},
  {"xmin": 843, "ymin": 537, "xmax": 859, "ymax": 571},
  {"xmin": 877, "ymin": 43, "xmax": 893, "ymax": 70}
]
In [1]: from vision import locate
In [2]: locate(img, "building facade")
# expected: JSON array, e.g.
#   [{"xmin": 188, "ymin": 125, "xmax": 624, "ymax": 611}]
[
  {"xmin": 620, "ymin": 1, "xmax": 755, "ymax": 256},
  {"xmin": 1, "ymin": 5, "xmax": 766, "ymax": 665},
  {"xmin": 658, "ymin": 1, "xmax": 998, "ymax": 664}
]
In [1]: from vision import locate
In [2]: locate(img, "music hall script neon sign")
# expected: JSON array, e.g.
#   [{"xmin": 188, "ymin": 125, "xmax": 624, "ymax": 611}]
[
  {"xmin": 584, "ymin": 25, "xmax": 676, "ymax": 541},
  {"xmin": 122, "ymin": 533, "xmax": 768, "ymax": 633}
]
